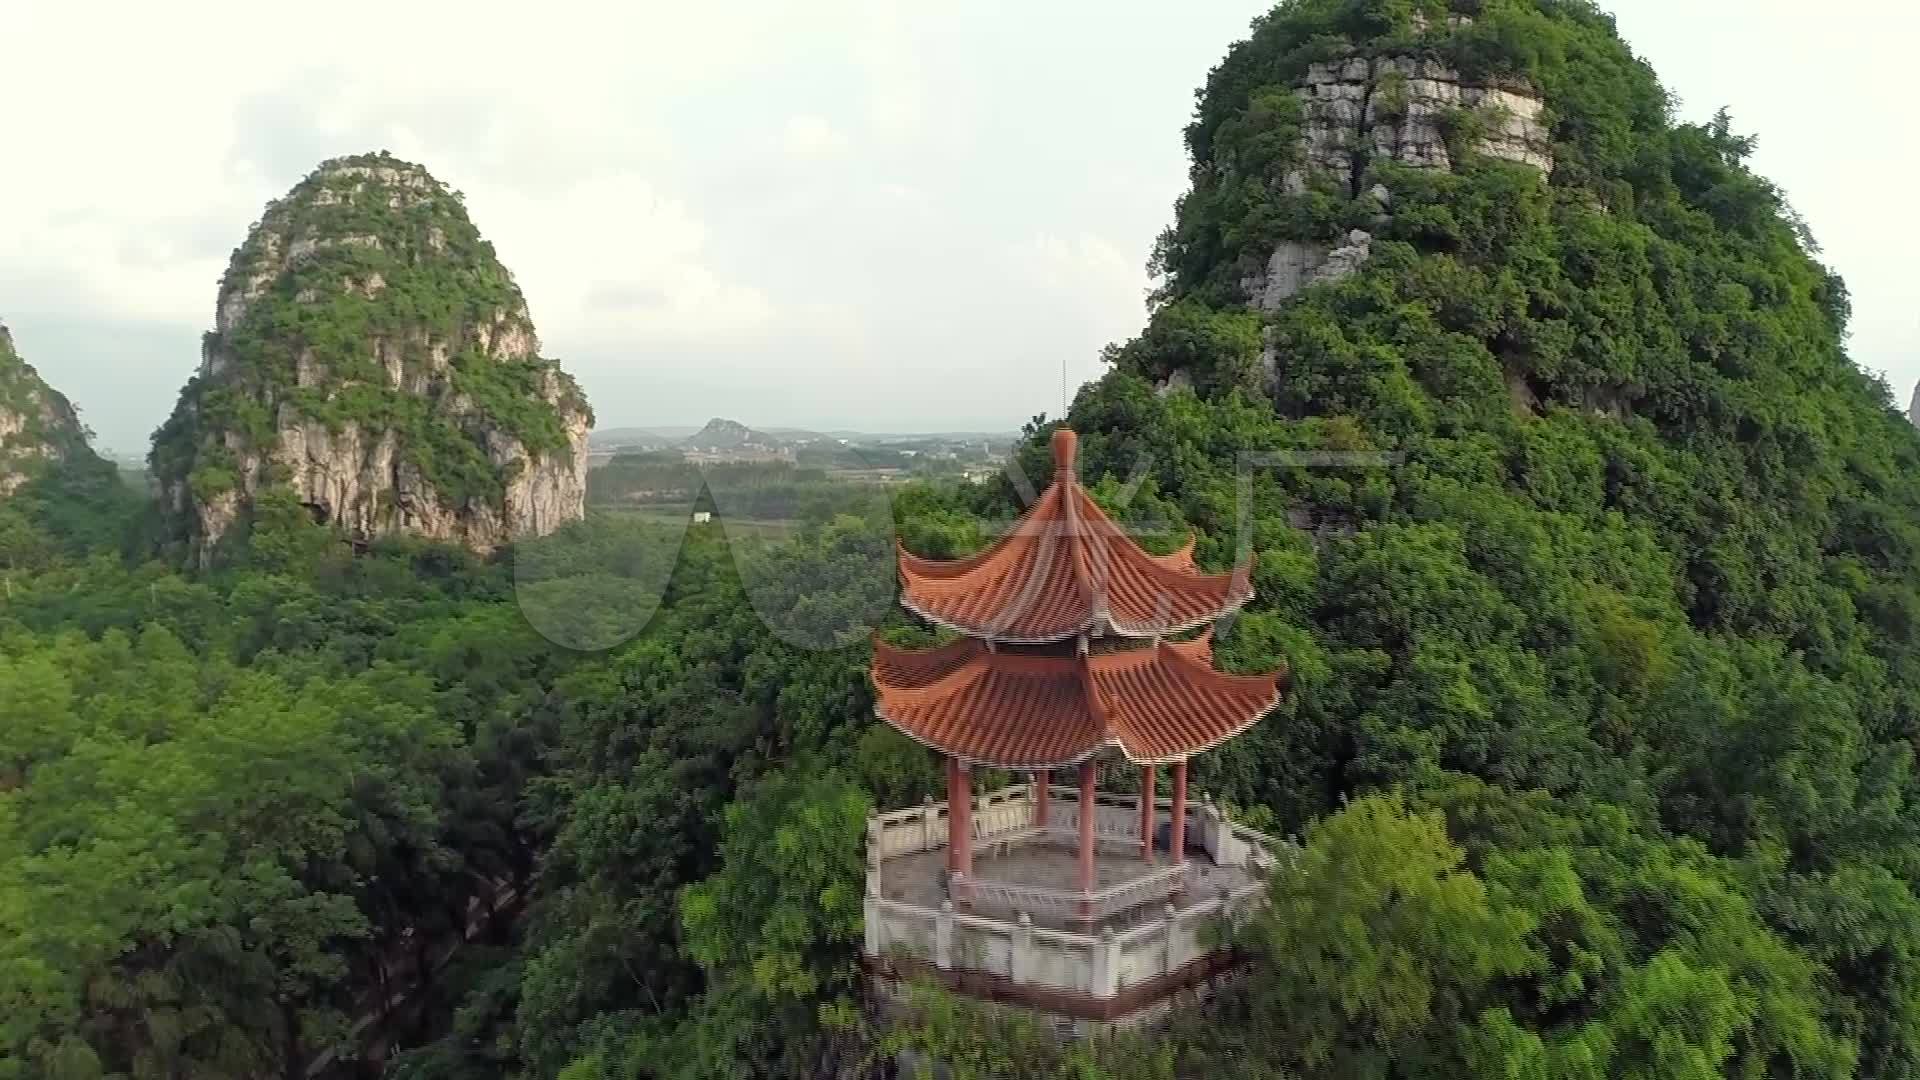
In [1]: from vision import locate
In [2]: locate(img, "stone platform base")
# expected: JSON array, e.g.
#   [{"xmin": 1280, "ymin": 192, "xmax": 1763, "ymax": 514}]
[{"xmin": 863, "ymin": 949, "xmax": 1246, "ymax": 1037}]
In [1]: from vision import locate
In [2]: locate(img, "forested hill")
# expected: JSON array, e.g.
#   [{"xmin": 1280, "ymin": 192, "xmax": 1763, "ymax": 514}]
[
  {"xmin": 0, "ymin": 321, "xmax": 104, "ymax": 496},
  {"xmin": 148, "ymin": 152, "xmax": 593, "ymax": 566},
  {"xmin": 0, "ymin": 321, "xmax": 134, "ymax": 556},
  {"xmin": 1043, "ymin": 0, "xmax": 1920, "ymax": 1074}
]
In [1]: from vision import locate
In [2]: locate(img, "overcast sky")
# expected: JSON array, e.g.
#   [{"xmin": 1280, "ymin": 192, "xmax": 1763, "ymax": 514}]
[{"xmin": 4, "ymin": 1, "xmax": 1915, "ymax": 458}]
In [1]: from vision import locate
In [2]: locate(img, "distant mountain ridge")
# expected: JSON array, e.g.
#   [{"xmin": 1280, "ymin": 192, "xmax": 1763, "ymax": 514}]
[{"xmin": 683, "ymin": 417, "xmax": 787, "ymax": 452}]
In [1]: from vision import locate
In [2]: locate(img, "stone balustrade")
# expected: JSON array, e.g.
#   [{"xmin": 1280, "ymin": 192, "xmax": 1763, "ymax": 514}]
[
  {"xmin": 864, "ymin": 878, "xmax": 1268, "ymax": 1001},
  {"xmin": 867, "ymin": 783, "xmax": 1040, "ymax": 864},
  {"xmin": 964, "ymin": 862, "xmax": 1187, "ymax": 923},
  {"xmin": 864, "ymin": 782, "xmax": 1290, "ymax": 1020},
  {"xmin": 866, "ymin": 780, "xmax": 1283, "ymax": 886}
]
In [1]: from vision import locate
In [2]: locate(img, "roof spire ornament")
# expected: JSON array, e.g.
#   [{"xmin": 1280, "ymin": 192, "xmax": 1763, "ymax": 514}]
[{"xmin": 1051, "ymin": 426, "xmax": 1078, "ymax": 476}]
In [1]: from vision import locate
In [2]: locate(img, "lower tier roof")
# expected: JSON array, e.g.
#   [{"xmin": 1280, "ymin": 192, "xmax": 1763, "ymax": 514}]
[{"xmin": 869, "ymin": 632, "xmax": 1284, "ymax": 768}]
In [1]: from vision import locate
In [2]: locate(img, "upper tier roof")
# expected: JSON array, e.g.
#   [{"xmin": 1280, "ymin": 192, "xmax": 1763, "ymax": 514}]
[
  {"xmin": 870, "ymin": 631, "xmax": 1285, "ymax": 768},
  {"xmin": 896, "ymin": 428, "xmax": 1253, "ymax": 643}
]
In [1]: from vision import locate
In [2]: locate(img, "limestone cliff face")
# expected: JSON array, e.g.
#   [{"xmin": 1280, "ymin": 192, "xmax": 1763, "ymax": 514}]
[
  {"xmin": 152, "ymin": 153, "xmax": 592, "ymax": 562},
  {"xmin": 1908, "ymin": 380, "xmax": 1920, "ymax": 428},
  {"xmin": 1200, "ymin": 26, "xmax": 1552, "ymax": 394},
  {"xmin": 0, "ymin": 321, "xmax": 102, "ymax": 498},
  {"xmin": 1288, "ymin": 54, "xmax": 1552, "ymax": 198},
  {"xmin": 1239, "ymin": 46, "xmax": 1552, "ymax": 318}
]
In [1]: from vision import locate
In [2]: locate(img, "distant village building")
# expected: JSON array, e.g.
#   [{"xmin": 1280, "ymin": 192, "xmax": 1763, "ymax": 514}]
[
  {"xmin": 862, "ymin": 429, "xmax": 1290, "ymax": 1036},
  {"xmin": 681, "ymin": 446, "xmax": 795, "ymax": 465},
  {"xmin": 691, "ymin": 510, "xmax": 713, "ymax": 524},
  {"xmin": 829, "ymin": 467, "xmax": 911, "ymax": 485}
]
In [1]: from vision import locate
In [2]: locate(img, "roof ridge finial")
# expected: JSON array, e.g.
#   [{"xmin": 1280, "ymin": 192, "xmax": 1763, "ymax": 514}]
[{"xmin": 1051, "ymin": 427, "xmax": 1078, "ymax": 478}]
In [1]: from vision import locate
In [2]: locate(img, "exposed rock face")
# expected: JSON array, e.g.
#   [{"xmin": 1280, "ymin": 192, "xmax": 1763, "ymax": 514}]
[
  {"xmin": 1241, "ymin": 51, "xmax": 1551, "ymax": 317},
  {"xmin": 1155, "ymin": 368, "xmax": 1194, "ymax": 398},
  {"xmin": 1235, "ymin": 230, "xmax": 1376, "ymax": 390},
  {"xmin": 1909, "ymin": 380, "xmax": 1920, "ymax": 427},
  {"xmin": 1224, "ymin": 43, "xmax": 1553, "ymax": 395},
  {"xmin": 0, "ymin": 321, "xmax": 103, "ymax": 498},
  {"xmin": 152, "ymin": 153, "xmax": 593, "ymax": 563},
  {"xmin": 1245, "ymin": 230, "xmax": 1376, "ymax": 312},
  {"xmin": 1290, "ymin": 55, "xmax": 1553, "ymax": 198}
]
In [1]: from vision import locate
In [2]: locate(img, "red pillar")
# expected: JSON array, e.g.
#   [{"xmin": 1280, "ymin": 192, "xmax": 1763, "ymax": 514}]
[
  {"xmin": 1077, "ymin": 759, "xmax": 1097, "ymax": 909},
  {"xmin": 947, "ymin": 756, "xmax": 973, "ymax": 881},
  {"xmin": 1170, "ymin": 760, "xmax": 1189, "ymax": 866},
  {"xmin": 1034, "ymin": 769, "xmax": 1050, "ymax": 829},
  {"xmin": 1140, "ymin": 764, "xmax": 1156, "ymax": 863}
]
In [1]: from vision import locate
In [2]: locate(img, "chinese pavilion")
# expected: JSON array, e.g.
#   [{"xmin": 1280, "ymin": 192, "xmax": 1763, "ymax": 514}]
[{"xmin": 869, "ymin": 428, "xmax": 1285, "ymax": 920}]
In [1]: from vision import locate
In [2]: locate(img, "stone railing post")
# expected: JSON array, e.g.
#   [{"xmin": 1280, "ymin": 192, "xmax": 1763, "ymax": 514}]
[
  {"xmin": 1011, "ymin": 913, "xmax": 1034, "ymax": 985},
  {"xmin": 1093, "ymin": 927, "xmax": 1119, "ymax": 998},
  {"xmin": 935, "ymin": 900, "xmax": 954, "ymax": 971},
  {"xmin": 864, "ymin": 895, "xmax": 882, "ymax": 956},
  {"xmin": 1217, "ymin": 883, "xmax": 1240, "ymax": 926},
  {"xmin": 866, "ymin": 820, "xmax": 883, "ymax": 898},
  {"xmin": 1201, "ymin": 795, "xmax": 1233, "ymax": 864},
  {"xmin": 1162, "ymin": 903, "xmax": 1180, "ymax": 976},
  {"xmin": 922, "ymin": 796, "xmax": 938, "ymax": 852}
]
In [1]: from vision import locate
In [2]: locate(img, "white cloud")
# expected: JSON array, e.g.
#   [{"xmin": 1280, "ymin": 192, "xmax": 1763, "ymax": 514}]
[
  {"xmin": 460, "ymin": 173, "xmax": 781, "ymax": 347},
  {"xmin": 1012, "ymin": 232, "xmax": 1139, "ymax": 300},
  {"xmin": 1, "ymin": 4, "xmax": 787, "ymax": 361},
  {"xmin": 0, "ymin": 0, "xmax": 1267, "ymax": 447},
  {"xmin": 780, "ymin": 114, "xmax": 852, "ymax": 158}
]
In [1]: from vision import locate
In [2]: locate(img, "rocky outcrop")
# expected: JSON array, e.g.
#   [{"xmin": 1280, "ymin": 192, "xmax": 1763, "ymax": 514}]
[
  {"xmin": 1155, "ymin": 368, "xmax": 1194, "ymax": 398},
  {"xmin": 1244, "ymin": 230, "xmax": 1376, "ymax": 313},
  {"xmin": 1241, "ymin": 50, "xmax": 1551, "ymax": 316},
  {"xmin": 1288, "ymin": 55, "xmax": 1552, "ymax": 199},
  {"xmin": 1234, "ymin": 230, "xmax": 1377, "ymax": 390},
  {"xmin": 1229, "ymin": 44, "xmax": 1553, "ymax": 394},
  {"xmin": 0, "ymin": 321, "xmax": 103, "ymax": 498},
  {"xmin": 1908, "ymin": 380, "xmax": 1920, "ymax": 427},
  {"xmin": 152, "ymin": 152, "xmax": 593, "ymax": 563}
]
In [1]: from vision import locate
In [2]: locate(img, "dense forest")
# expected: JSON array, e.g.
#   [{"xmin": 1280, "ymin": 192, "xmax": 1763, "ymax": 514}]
[{"xmin": 10, "ymin": 0, "xmax": 1920, "ymax": 1078}]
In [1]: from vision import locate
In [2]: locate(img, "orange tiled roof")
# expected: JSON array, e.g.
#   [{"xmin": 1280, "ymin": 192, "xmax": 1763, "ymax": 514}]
[
  {"xmin": 870, "ymin": 632, "xmax": 1285, "ymax": 768},
  {"xmin": 896, "ymin": 429, "xmax": 1253, "ymax": 643},
  {"xmin": 1152, "ymin": 535, "xmax": 1200, "ymax": 573}
]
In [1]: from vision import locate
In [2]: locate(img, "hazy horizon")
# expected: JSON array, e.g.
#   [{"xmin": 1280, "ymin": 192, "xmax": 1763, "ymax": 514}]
[{"xmin": 6, "ymin": 0, "xmax": 1917, "ymax": 459}]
